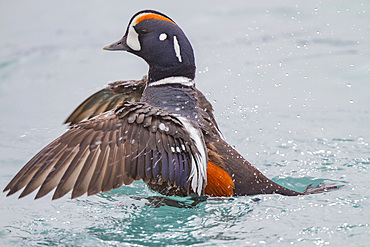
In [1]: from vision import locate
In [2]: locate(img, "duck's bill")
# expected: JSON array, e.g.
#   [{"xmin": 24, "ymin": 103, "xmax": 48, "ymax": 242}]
[{"xmin": 103, "ymin": 35, "xmax": 129, "ymax": 51}]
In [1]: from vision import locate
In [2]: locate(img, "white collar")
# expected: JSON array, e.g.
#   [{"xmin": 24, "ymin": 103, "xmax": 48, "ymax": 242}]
[{"xmin": 149, "ymin": 76, "xmax": 195, "ymax": 87}]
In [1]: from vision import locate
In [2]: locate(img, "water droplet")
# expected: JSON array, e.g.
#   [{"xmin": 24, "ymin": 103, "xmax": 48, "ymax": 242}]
[
  {"xmin": 297, "ymin": 115, "xmax": 301, "ymax": 118},
  {"xmin": 347, "ymin": 83, "xmax": 352, "ymax": 88},
  {"xmin": 285, "ymin": 73, "xmax": 289, "ymax": 76},
  {"xmin": 350, "ymin": 100, "xmax": 354, "ymax": 104}
]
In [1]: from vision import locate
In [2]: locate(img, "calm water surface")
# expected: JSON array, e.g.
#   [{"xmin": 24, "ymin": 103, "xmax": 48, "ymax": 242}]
[{"xmin": 1, "ymin": 1, "xmax": 369, "ymax": 246}]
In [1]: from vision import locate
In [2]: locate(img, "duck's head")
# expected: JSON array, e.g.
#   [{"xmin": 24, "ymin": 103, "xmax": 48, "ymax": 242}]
[{"xmin": 104, "ymin": 10, "xmax": 195, "ymax": 82}]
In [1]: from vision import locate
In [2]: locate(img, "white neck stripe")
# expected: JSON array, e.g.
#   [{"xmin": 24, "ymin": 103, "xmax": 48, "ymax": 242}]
[
  {"xmin": 149, "ymin": 77, "xmax": 194, "ymax": 87},
  {"xmin": 173, "ymin": 36, "xmax": 182, "ymax": 63}
]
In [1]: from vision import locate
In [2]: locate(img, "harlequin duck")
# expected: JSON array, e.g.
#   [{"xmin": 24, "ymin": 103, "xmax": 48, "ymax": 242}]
[{"xmin": 4, "ymin": 10, "xmax": 337, "ymax": 200}]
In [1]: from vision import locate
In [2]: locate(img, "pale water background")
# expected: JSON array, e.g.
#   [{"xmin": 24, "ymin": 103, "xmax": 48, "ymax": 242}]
[{"xmin": 1, "ymin": 1, "xmax": 369, "ymax": 246}]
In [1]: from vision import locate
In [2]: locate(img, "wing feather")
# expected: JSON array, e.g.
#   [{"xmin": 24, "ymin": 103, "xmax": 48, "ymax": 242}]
[
  {"xmin": 4, "ymin": 140, "xmax": 61, "ymax": 194},
  {"xmin": 18, "ymin": 144, "xmax": 68, "ymax": 198},
  {"xmin": 35, "ymin": 146, "xmax": 80, "ymax": 199},
  {"xmin": 88, "ymin": 146, "xmax": 110, "ymax": 196},
  {"xmin": 52, "ymin": 145, "xmax": 90, "ymax": 199},
  {"xmin": 71, "ymin": 147, "xmax": 101, "ymax": 198},
  {"xmin": 101, "ymin": 144, "xmax": 116, "ymax": 192},
  {"xmin": 5, "ymin": 101, "xmax": 206, "ymax": 199},
  {"xmin": 65, "ymin": 77, "xmax": 147, "ymax": 125}
]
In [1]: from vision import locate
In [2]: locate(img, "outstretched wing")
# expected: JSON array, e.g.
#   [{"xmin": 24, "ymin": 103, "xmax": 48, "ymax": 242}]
[
  {"xmin": 65, "ymin": 77, "xmax": 147, "ymax": 125},
  {"xmin": 4, "ymin": 102, "xmax": 205, "ymax": 200}
]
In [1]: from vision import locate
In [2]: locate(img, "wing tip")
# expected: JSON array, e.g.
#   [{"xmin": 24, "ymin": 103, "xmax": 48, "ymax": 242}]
[
  {"xmin": 52, "ymin": 192, "xmax": 63, "ymax": 200},
  {"xmin": 6, "ymin": 187, "xmax": 20, "ymax": 197},
  {"xmin": 71, "ymin": 189, "xmax": 87, "ymax": 199},
  {"xmin": 3, "ymin": 186, "xmax": 10, "ymax": 193}
]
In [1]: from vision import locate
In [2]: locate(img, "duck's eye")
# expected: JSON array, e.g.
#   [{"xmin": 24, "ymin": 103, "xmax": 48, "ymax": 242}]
[{"xmin": 138, "ymin": 29, "xmax": 149, "ymax": 35}]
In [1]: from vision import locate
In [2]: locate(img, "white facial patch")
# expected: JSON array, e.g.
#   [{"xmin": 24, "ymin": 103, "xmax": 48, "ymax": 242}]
[
  {"xmin": 159, "ymin": 33, "xmax": 167, "ymax": 41},
  {"xmin": 126, "ymin": 25, "xmax": 141, "ymax": 51},
  {"xmin": 126, "ymin": 12, "xmax": 176, "ymax": 51},
  {"xmin": 126, "ymin": 13, "xmax": 153, "ymax": 51},
  {"xmin": 173, "ymin": 35, "xmax": 182, "ymax": 63}
]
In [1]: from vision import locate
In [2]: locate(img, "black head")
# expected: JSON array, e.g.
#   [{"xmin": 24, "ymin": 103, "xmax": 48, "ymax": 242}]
[{"xmin": 104, "ymin": 10, "xmax": 196, "ymax": 82}]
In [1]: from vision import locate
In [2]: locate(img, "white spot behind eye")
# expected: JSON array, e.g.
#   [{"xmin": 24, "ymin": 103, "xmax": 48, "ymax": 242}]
[
  {"xmin": 159, "ymin": 33, "xmax": 167, "ymax": 41},
  {"xmin": 173, "ymin": 36, "xmax": 182, "ymax": 63}
]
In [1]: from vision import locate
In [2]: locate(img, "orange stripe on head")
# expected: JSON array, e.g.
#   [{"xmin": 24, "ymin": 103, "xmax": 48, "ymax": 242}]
[
  {"xmin": 205, "ymin": 162, "xmax": 234, "ymax": 197},
  {"xmin": 135, "ymin": 13, "xmax": 176, "ymax": 25}
]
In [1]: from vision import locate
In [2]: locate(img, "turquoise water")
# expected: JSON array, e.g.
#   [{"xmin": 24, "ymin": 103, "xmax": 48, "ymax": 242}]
[{"xmin": 1, "ymin": 1, "xmax": 369, "ymax": 246}]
